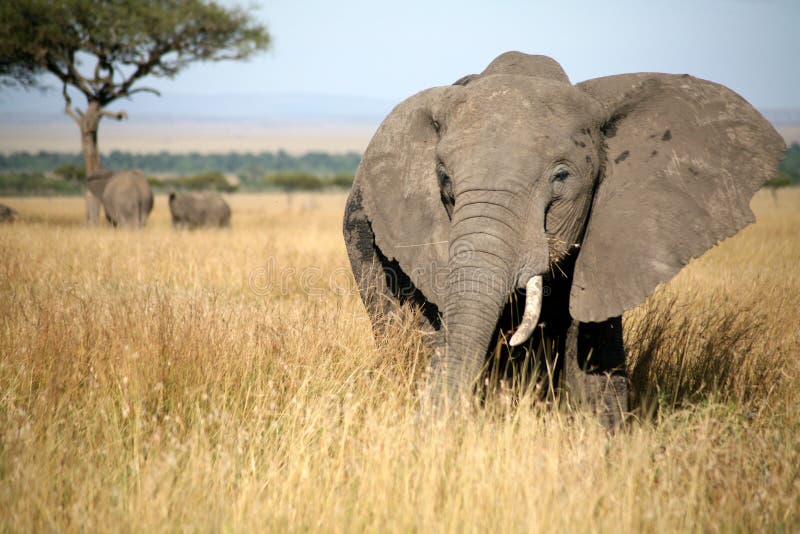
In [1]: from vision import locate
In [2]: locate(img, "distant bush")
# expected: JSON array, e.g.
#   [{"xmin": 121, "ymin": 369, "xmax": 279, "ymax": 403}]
[
  {"xmin": 0, "ymin": 172, "xmax": 83, "ymax": 195},
  {"xmin": 330, "ymin": 173, "xmax": 354, "ymax": 188},
  {"xmin": 263, "ymin": 172, "xmax": 325, "ymax": 191},
  {"xmin": 53, "ymin": 164, "xmax": 86, "ymax": 181},
  {"xmin": 177, "ymin": 170, "xmax": 238, "ymax": 192},
  {"xmin": 764, "ymin": 174, "xmax": 792, "ymax": 189},
  {"xmin": 0, "ymin": 150, "xmax": 362, "ymax": 177},
  {"xmin": 778, "ymin": 142, "xmax": 800, "ymax": 184},
  {"xmin": 260, "ymin": 172, "xmax": 354, "ymax": 191},
  {"xmin": 150, "ymin": 171, "xmax": 238, "ymax": 192}
]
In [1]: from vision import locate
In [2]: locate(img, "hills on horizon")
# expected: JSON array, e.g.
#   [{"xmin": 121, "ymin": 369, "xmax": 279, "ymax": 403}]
[
  {"xmin": 2, "ymin": 86, "xmax": 799, "ymax": 125},
  {"xmin": 0, "ymin": 89, "xmax": 396, "ymax": 124},
  {"xmin": 1, "ymin": 88, "xmax": 798, "ymax": 155},
  {"xmin": 0, "ymin": 89, "xmax": 394, "ymax": 153}
]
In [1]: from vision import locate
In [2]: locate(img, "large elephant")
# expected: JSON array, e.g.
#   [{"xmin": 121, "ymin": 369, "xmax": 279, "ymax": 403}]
[
  {"xmin": 168, "ymin": 191, "xmax": 231, "ymax": 228},
  {"xmin": 88, "ymin": 169, "xmax": 153, "ymax": 228},
  {"xmin": 343, "ymin": 52, "xmax": 784, "ymax": 428}
]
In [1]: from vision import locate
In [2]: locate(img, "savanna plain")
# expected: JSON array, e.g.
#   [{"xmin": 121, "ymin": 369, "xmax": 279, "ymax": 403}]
[{"xmin": 1, "ymin": 190, "xmax": 798, "ymax": 532}]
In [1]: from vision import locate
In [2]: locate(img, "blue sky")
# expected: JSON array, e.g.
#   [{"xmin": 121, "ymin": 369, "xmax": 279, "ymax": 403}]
[
  {"xmin": 172, "ymin": 0, "xmax": 798, "ymax": 106},
  {"xmin": 1, "ymin": 0, "xmax": 799, "ymax": 117}
]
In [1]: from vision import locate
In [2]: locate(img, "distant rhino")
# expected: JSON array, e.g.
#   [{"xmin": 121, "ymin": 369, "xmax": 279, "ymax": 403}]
[
  {"xmin": 169, "ymin": 191, "xmax": 231, "ymax": 228},
  {"xmin": 88, "ymin": 169, "xmax": 154, "ymax": 228},
  {"xmin": 0, "ymin": 203, "xmax": 19, "ymax": 223}
]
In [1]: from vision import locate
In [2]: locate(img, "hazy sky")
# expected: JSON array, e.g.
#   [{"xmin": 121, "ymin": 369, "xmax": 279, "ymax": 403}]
[
  {"xmin": 167, "ymin": 0, "xmax": 798, "ymax": 107},
  {"xmin": 2, "ymin": 0, "xmax": 799, "ymax": 115}
]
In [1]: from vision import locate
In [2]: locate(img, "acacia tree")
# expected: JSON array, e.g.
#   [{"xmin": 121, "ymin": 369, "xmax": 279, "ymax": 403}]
[{"xmin": 0, "ymin": 0, "xmax": 270, "ymax": 224}]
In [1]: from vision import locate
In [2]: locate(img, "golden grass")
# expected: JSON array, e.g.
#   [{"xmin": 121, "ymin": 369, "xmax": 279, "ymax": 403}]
[{"xmin": 1, "ymin": 189, "xmax": 799, "ymax": 532}]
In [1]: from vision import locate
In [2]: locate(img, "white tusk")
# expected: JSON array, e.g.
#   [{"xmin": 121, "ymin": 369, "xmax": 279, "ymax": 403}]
[{"xmin": 509, "ymin": 275, "xmax": 543, "ymax": 347}]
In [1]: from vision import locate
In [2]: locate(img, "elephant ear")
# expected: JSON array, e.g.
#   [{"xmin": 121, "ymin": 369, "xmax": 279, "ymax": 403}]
[
  {"xmin": 357, "ymin": 86, "xmax": 463, "ymax": 308},
  {"xmin": 570, "ymin": 73, "xmax": 785, "ymax": 322}
]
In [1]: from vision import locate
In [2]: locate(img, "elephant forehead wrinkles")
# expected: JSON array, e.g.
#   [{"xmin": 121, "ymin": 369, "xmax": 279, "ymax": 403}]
[
  {"xmin": 449, "ymin": 102, "xmax": 596, "ymax": 160},
  {"xmin": 447, "ymin": 120, "xmax": 586, "ymax": 171}
]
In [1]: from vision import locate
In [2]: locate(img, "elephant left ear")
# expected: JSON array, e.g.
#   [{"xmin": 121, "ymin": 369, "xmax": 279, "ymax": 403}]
[{"xmin": 570, "ymin": 73, "xmax": 785, "ymax": 322}]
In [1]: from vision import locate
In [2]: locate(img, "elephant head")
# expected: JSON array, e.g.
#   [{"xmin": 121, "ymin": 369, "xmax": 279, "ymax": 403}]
[{"xmin": 353, "ymin": 52, "xmax": 784, "ymax": 406}]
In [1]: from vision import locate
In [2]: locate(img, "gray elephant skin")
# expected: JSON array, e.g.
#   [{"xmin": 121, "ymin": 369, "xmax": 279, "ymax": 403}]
[
  {"xmin": 88, "ymin": 169, "xmax": 154, "ymax": 228},
  {"xmin": 0, "ymin": 203, "xmax": 19, "ymax": 223},
  {"xmin": 168, "ymin": 191, "xmax": 231, "ymax": 228},
  {"xmin": 343, "ymin": 51, "xmax": 784, "ymax": 428}
]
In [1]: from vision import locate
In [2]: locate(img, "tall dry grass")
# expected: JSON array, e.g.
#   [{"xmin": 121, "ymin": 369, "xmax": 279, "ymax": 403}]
[{"xmin": 1, "ymin": 190, "xmax": 798, "ymax": 532}]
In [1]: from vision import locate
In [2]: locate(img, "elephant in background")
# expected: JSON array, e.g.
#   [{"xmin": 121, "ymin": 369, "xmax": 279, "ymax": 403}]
[
  {"xmin": 168, "ymin": 191, "xmax": 231, "ymax": 228},
  {"xmin": 343, "ymin": 51, "xmax": 784, "ymax": 428},
  {"xmin": 0, "ymin": 203, "xmax": 19, "ymax": 223},
  {"xmin": 88, "ymin": 169, "xmax": 153, "ymax": 228}
]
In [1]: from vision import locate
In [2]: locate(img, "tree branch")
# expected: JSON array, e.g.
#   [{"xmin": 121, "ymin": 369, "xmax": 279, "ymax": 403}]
[
  {"xmin": 110, "ymin": 42, "xmax": 169, "ymax": 100},
  {"xmin": 45, "ymin": 51, "xmax": 94, "ymax": 101},
  {"xmin": 62, "ymin": 81, "xmax": 82, "ymax": 125},
  {"xmin": 46, "ymin": 58, "xmax": 70, "ymax": 85},
  {"xmin": 101, "ymin": 109, "xmax": 128, "ymax": 121},
  {"xmin": 93, "ymin": 56, "xmax": 102, "ymax": 82},
  {"xmin": 93, "ymin": 55, "xmax": 113, "ymax": 86},
  {"xmin": 63, "ymin": 50, "xmax": 94, "ymax": 98},
  {"xmin": 126, "ymin": 86, "xmax": 161, "ymax": 97}
]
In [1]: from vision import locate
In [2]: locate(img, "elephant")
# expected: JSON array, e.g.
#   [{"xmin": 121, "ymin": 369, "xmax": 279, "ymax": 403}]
[
  {"xmin": 168, "ymin": 191, "xmax": 231, "ymax": 228},
  {"xmin": 343, "ymin": 51, "xmax": 784, "ymax": 428},
  {"xmin": 87, "ymin": 169, "xmax": 153, "ymax": 228},
  {"xmin": 0, "ymin": 203, "xmax": 19, "ymax": 223}
]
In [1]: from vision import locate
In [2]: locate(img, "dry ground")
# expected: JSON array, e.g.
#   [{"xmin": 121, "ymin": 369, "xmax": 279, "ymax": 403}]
[{"xmin": 1, "ymin": 190, "xmax": 798, "ymax": 532}]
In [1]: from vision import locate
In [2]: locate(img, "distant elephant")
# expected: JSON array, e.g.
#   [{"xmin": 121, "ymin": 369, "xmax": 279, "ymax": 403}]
[
  {"xmin": 87, "ymin": 169, "xmax": 153, "ymax": 228},
  {"xmin": 343, "ymin": 51, "xmax": 784, "ymax": 428},
  {"xmin": 0, "ymin": 203, "xmax": 19, "ymax": 223},
  {"xmin": 168, "ymin": 191, "xmax": 231, "ymax": 228}
]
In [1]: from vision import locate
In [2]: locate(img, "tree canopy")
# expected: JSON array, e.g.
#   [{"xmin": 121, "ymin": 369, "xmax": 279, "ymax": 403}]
[{"xmin": 0, "ymin": 0, "xmax": 270, "ymax": 98}]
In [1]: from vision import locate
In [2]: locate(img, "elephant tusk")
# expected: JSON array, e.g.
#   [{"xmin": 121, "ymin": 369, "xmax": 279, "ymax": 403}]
[{"xmin": 509, "ymin": 275, "xmax": 543, "ymax": 347}]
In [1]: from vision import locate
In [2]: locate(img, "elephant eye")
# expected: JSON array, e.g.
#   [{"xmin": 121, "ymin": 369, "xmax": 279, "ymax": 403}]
[
  {"xmin": 437, "ymin": 162, "xmax": 455, "ymax": 220},
  {"xmin": 553, "ymin": 168, "xmax": 570, "ymax": 182}
]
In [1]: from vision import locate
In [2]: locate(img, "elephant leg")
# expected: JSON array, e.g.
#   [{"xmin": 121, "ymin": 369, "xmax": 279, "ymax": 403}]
[{"xmin": 561, "ymin": 316, "xmax": 629, "ymax": 431}]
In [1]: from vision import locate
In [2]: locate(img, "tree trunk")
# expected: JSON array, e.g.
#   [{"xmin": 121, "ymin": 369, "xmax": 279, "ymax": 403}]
[{"xmin": 80, "ymin": 102, "xmax": 103, "ymax": 225}]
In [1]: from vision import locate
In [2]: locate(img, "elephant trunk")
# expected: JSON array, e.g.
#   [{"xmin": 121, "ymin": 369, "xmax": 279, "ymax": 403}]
[
  {"xmin": 432, "ymin": 185, "xmax": 550, "ymax": 409},
  {"xmin": 435, "ymin": 191, "xmax": 518, "ymax": 406},
  {"xmin": 439, "ymin": 253, "xmax": 511, "ymax": 406}
]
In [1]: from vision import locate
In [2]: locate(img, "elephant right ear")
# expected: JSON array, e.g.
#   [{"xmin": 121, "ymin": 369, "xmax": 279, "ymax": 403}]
[
  {"xmin": 356, "ymin": 86, "xmax": 463, "ymax": 308},
  {"xmin": 570, "ymin": 73, "xmax": 785, "ymax": 323}
]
